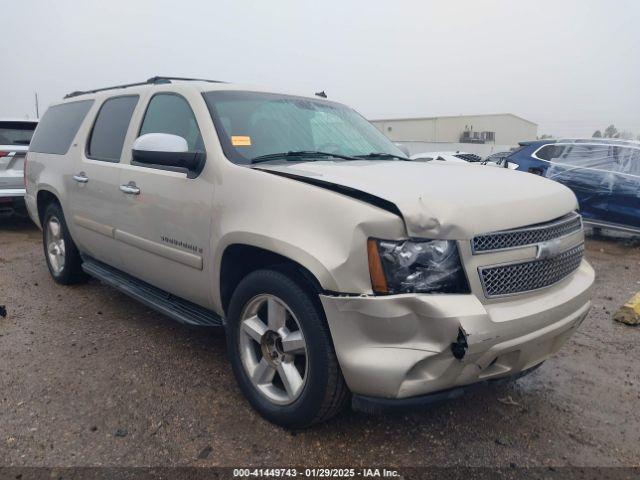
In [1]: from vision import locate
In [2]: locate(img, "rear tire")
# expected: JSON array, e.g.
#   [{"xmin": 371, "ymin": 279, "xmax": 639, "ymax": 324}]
[
  {"xmin": 226, "ymin": 269, "xmax": 349, "ymax": 428},
  {"xmin": 42, "ymin": 202, "xmax": 86, "ymax": 285}
]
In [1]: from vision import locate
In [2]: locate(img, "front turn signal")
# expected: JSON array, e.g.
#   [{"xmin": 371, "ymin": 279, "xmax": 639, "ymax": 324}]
[{"xmin": 367, "ymin": 239, "xmax": 388, "ymax": 294}]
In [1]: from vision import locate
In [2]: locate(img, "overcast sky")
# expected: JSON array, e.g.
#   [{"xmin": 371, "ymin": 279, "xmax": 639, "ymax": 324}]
[{"xmin": 2, "ymin": 0, "xmax": 639, "ymax": 138}]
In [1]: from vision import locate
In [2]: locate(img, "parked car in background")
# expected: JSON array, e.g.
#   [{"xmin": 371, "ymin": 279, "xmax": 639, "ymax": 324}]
[
  {"xmin": 0, "ymin": 119, "xmax": 38, "ymax": 217},
  {"xmin": 25, "ymin": 77, "xmax": 593, "ymax": 428},
  {"xmin": 484, "ymin": 151, "xmax": 516, "ymax": 168},
  {"xmin": 507, "ymin": 139, "xmax": 640, "ymax": 234},
  {"xmin": 411, "ymin": 151, "xmax": 507, "ymax": 168},
  {"xmin": 410, "ymin": 151, "xmax": 482, "ymax": 164}
]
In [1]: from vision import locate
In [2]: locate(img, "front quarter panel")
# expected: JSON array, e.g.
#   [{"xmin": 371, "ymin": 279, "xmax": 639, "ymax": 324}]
[{"xmin": 211, "ymin": 164, "xmax": 407, "ymax": 307}]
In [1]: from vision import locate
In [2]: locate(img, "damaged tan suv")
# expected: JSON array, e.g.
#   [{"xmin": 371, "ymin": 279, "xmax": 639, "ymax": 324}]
[{"xmin": 25, "ymin": 77, "xmax": 594, "ymax": 428}]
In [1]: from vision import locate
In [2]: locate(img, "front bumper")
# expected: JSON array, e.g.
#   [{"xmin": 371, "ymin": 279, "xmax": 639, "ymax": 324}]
[{"xmin": 320, "ymin": 260, "xmax": 594, "ymax": 399}]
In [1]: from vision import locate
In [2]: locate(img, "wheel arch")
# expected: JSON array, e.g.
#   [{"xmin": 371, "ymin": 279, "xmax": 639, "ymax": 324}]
[
  {"xmin": 36, "ymin": 188, "xmax": 62, "ymax": 224},
  {"xmin": 217, "ymin": 241, "xmax": 331, "ymax": 316}
]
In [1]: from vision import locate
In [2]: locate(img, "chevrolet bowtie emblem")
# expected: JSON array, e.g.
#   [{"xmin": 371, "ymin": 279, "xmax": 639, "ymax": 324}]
[{"xmin": 536, "ymin": 238, "xmax": 565, "ymax": 259}]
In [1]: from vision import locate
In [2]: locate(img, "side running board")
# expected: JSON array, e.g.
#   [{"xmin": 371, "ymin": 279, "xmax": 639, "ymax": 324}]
[{"xmin": 81, "ymin": 256, "xmax": 224, "ymax": 328}]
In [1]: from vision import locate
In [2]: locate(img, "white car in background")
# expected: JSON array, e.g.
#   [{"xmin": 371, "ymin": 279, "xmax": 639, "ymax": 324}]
[
  {"xmin": 1, "ymin": 119, "xmax": 38, "ymax": 217},
  {"xmin": 410, "ymin": 151, "xmax": 482, "ymax": 164},
  {"xmin": 410, "ymin": 150, "xmax": 516, "ymax": 168}
]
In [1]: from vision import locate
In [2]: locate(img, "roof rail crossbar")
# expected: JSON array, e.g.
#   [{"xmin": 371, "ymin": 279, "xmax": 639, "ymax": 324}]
[{"xmin": 64, "ymin": 76, "xmax": 226, "ymax": 99}]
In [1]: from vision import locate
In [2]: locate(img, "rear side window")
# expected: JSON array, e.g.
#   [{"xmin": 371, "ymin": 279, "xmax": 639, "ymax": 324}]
[
  {"xmin": 0, "ymin": 121, "xmax": 38, "ymax": 146},
  {"xmin": 554, "ymin": 144, "xmax": 620, "ymax": 172},
  {"xmin": 139, "ymin": 94, "xmax": 203, "ymax": 151},
  {"xmin": 535, "ymin": 144, "xmax": 565, "ymax": 161},
  {"xmin": 29, "ymin": 100, "xmax": 93, "ymax": 155},
  {"xmin": 87, "ymin": 96, "xmax": 139, "ymax": 162}
]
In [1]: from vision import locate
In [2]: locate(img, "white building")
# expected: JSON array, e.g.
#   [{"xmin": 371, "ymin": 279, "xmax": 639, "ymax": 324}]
[{"xmin": 370, "ymin": 113, "xmax": 537, "ymax": 156}]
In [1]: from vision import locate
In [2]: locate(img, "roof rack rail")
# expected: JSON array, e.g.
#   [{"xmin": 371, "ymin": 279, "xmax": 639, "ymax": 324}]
[{"xmin": 64, "ymin": 76, "xmax": 226, "ymax": 99}]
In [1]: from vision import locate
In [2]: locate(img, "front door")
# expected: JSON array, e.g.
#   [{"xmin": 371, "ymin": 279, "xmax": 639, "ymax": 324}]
[{"xmin": 112, "ymin": 92, "xmax": 214, "ymax": 308}]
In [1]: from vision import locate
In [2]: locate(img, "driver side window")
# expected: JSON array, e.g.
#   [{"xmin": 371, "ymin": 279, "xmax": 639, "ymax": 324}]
[{"xmin": 140, "ymin": 94, "xmax": 203, "ymax": 151}]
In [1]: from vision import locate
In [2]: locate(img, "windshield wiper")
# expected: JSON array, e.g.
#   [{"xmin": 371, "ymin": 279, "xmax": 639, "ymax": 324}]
[
  {"xmin": 251, "ymin": 150, "xmax": 358, "ymax": 164},
  {"xmin": 354, "ymin": 152, "xmax": 410, "ymax": 161}
]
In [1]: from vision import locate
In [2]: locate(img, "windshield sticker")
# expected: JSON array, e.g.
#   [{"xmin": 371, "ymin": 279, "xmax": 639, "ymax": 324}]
[{"xmin": 231, "ymin": 136, "xmax": 252, "ymax": 146}]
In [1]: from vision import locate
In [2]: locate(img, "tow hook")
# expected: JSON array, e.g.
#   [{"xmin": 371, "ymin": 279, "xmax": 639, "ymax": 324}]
[{"xmin": 450, "ymin": 327, "xmax": 468, "ymax": 360}]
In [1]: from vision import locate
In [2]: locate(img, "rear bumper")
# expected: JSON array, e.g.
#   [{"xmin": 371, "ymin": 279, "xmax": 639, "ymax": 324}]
[
  {"xmin": 0, "ymin": 188, "xmax": 26, "ymax": 198},
  {"xmin": 0, "ymin": 191, "xmax": 26, "ymax": 217},
  {"xmin": 320, "ymin": 260, "xmax": 594, "ymax": 399}
]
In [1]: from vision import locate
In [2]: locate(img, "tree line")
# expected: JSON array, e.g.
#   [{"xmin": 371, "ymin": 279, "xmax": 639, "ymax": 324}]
[{"xmin": 592, "ymin": 125, "xmax": 639, "ymax": 141}]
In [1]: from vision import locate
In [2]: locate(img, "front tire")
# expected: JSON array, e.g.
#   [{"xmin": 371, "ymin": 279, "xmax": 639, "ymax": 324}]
[
  {"xmin": 226, "ymin": 269, "xmax": 348, "ymax": 428},
  {"xmin": 42, "ymin": 202, "xmax": 86, "ymax": 285}
]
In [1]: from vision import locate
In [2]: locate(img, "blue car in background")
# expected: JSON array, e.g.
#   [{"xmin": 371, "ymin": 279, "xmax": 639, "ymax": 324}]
[{"xmin": 507, "ymin": 138, "xmax": 640, "ymax": 234}]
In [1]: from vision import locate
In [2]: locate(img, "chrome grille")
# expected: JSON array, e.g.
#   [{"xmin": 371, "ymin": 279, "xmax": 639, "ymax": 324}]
[
  {"xmin": 479, "ymin": 244, "xmax": 584, "ymax": 297},
  {"xmin": 472, "ymin": 213, "xmax": 582, "ymax": 253}
]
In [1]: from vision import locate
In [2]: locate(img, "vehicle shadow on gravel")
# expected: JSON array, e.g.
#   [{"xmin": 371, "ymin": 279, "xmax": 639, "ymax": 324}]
[{"xmin": 0, "ymin": 215, "xmax": 37, "ymax": 232}]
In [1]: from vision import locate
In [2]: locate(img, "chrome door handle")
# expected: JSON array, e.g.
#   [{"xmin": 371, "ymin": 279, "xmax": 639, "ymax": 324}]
[
  {"xmin": 73, "ymin": 173, "xmax": 89, "ymax": 183},
  {"xmin": 119, "ymin": 183, "xmax": 140, "ymax": 195}
]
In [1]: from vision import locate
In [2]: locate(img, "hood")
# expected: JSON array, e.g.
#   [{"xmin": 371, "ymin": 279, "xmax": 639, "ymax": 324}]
[{"xmin": 256, "ymin": 160, "xmax": 578, "ymax": 238}]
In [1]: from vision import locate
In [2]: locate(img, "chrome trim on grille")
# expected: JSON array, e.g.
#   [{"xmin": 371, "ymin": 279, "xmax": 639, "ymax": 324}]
[
  {"xmin": 478, "ymin": 243, "xmax": 584, "ymax": 298},
  {"xmin": 471, "ymin": 212, "xmax": 582, "ymax": 254}
]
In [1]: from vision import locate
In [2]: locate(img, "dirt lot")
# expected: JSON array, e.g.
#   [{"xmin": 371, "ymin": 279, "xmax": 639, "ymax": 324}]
[{"xmin": 1, "ymin": 217, "xmax": 639, "ymax": 468}]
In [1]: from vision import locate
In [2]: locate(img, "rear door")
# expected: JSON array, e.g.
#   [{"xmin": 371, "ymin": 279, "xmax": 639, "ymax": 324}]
[
  {"xmin": 112, "ymin": 91, "xmax": 214, "ymax": 307},
  {"xmin": 67, "ymin": 95, "xmax": 139, "ymax": 268},
  {"xmin": 606, "ymin": 146, "xmax": 640, "ymax": 231}
]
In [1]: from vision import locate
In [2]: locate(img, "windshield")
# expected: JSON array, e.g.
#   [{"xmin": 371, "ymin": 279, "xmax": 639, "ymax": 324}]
[
  {"xmin": 0, "ymin": 121, "xmax": 37, "ymax": 146},
  {"xmin": 203, "ymin": 91, "xmax": 405, "ymax": 164}
]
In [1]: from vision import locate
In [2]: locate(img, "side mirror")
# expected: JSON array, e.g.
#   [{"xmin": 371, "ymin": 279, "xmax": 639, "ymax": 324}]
[{"xmin": 132, "ymin": 133, "xmax": 205, "ymax": 174}]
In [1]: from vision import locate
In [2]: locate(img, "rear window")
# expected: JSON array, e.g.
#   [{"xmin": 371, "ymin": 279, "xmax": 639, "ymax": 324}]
[
  {"xmin": 29, "ymin": 100, "xmax": 94, "ymax": 155},
  {"xmin": 87, "ymin": 95, "xmax": 139, "ymax": 162},
  {"xmin": 454, "ymin": 153, "xmax": 482, "ymax": 162},
  {"xmin": 0, "ymin": 121, "xmax": 38, "ymax": 146}
]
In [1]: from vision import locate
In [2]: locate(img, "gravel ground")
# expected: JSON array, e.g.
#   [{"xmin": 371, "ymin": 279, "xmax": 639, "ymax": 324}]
[{"xmin": 1, "ymin": 217, "xmax": 639, "ymax": 468}]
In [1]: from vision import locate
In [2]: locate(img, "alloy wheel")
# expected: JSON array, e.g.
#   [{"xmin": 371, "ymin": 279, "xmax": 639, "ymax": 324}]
[
  {"xmin": 238, "ymin": 294, "xmax": 308, "ymax": 405},
  {"xmin": 45, "ymin": 216, "xmax": 66, "ymax": 275}
]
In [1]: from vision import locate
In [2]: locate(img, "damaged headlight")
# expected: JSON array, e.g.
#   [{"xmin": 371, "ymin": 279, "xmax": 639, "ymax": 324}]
[{"xmin": 367, "ymin": 239, "xmax": 470, "ymax": 294}]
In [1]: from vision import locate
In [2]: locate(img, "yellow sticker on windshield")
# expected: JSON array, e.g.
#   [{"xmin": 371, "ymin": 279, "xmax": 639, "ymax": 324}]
[{"xmin": 231, "ymin": 136, "xmax": 252, "ymax": 146}]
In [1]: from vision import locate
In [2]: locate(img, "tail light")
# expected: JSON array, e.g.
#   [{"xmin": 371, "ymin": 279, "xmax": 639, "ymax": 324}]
[{"xmin": 0, "ymin": 151, "xmax": 9, "ymax": 158}]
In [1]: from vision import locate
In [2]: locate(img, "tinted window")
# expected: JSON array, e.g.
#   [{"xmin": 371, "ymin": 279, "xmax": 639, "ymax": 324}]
[
  {"xmin": 535, "ymin": 144, "xmax": 565, "ymax": 160},
  {"xmin": 139, "ymin": 94, "xmax": 203, "ymax": 151},
  {"xmin": 0, "ymin": 122, "xmax": 38, "ymax": 146},
  {"xmin": 87, "ymin": 96, "xmax": 139, "ymax": 162},
  {"xmin": 29, "ymin": 100, "xmax": 93, "ymax": 155}
]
